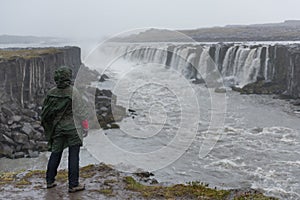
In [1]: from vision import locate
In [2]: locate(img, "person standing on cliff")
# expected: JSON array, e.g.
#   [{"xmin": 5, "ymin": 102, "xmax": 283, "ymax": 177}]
[{"xmin": 41, "ymin": 66, "xmax": 89, "ymax": 193}]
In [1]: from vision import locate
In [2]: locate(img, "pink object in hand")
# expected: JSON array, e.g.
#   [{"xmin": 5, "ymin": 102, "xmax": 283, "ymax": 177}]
[{"xmin": 81, "ymin": 120, "xmax": 89, "ymax": 129}]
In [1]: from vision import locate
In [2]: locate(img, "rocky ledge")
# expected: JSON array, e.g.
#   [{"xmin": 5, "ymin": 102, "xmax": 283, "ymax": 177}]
[
  {"xmin": 0, "ymin": 47, "xmax": 126, "ymax": 159},
  {"xmin": 0, "ymin": 98, "xmax": 47, "ymax": 159},
  {"xmin": 0, "ymin": 163, "xmax": 277, "ymax": 200},
  {"xmin": 0, "ymin": 47, "xmax": 83, "ymax": 159},
  {"xmin": 231, "ymin": 80, "xmax": 285, "ymax": 95}
]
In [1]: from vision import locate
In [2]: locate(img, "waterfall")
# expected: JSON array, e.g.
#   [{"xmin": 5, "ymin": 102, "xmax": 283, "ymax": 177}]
[{"xmin": 101, "ymin": 42, "xmax": 300, "ymax": 97}]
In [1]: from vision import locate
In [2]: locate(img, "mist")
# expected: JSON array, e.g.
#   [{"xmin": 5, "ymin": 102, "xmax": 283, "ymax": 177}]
[{"xmin": 1, "ymin": 0, "xmax": 300, "ymax": 40}]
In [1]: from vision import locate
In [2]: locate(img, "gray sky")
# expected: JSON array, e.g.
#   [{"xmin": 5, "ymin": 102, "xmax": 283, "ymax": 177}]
[{"xmin": 1, "ymin": 0, "xmax": 300, "ymax": 39}]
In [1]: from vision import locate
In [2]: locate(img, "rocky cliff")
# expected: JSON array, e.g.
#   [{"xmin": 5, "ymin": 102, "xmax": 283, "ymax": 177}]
[
  {"xmin": 0, "ymin": 47, "xmax": 82, "ymax": 158},
  {"xmin": 0, "ymin": 46, "xmax": 127, "ymax": 159},
  {"xmin": 0, "ymin": 47, "xmax": 81, "ymax": 106},
  {"xmin": 114, "ymin": 21, "xmax": 300, "ymax": 42}
]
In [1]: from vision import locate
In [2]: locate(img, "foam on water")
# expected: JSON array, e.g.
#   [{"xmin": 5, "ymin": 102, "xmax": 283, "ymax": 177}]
[{"xmin": 85, "ymin": 58, "xmax": 300, "ymax": 199}]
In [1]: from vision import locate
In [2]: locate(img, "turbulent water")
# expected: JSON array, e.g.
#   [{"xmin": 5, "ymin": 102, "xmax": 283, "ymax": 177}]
[
  {"xmin": 86, "ymin": 59, "xmax": 300, "ymax": 200},
  {"xmin": 84, "ymin": 42, "xmax": 300, "ymax": 199}
]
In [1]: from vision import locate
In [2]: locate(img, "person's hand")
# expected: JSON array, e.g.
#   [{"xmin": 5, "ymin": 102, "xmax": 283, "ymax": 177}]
[
  {"xmin": 82, "ymin": 119, "xmax": 89, "ymax": 137},
  {"xmin": 83, "ymin": 128, "xmax": 88, "ymax": 137}
]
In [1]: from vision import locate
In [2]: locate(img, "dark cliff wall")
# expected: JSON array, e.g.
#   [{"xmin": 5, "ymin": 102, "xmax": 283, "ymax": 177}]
[
  {"xmin": 0, "ymin": 46, "xmax": 82, "ymax": 158},
  {"xmin": 0, "ymin": 46, "xmax": 81, "ymax": 106},
  {"xmin": 287, "ymin": 47, "xmax": 300, "ymax": 98}
]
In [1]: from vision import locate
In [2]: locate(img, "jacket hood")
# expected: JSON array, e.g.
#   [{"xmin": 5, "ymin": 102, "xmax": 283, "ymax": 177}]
[{"xmin": 54, "ymin": 66, "xmax": 72, "ymax": 89}]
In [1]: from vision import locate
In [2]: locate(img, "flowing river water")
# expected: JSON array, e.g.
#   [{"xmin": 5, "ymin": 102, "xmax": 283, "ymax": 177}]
[{"xmin": 91, "ymin": 60, "xmax": 300, "ymax": 199}]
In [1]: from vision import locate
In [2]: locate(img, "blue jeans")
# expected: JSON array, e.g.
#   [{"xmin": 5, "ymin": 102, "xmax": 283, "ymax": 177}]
[{"xmin": 46, "ymin": 145, "xmax": 80, "ymax": 188}]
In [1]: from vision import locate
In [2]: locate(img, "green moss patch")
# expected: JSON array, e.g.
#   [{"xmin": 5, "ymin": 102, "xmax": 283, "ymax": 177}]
[
  {"xmin": 99, "ymin": 188, "xmax": 114, "ymax": 196},
  {"xmin": 124, "ymin": 176, "xmax": 229, "ymax": 199},
  {"xmin": 0, "ymin": 172, "xmax": 18, "ymax": 184},
  {"xmin": 123, "ymin": 176, "xmax": 277, "ymax": 200},
  {"xmin": 0, "ymin": 48, "xmax": 62, "ymax": 60},
  {"xmin": 233, "ymin": 193, "xmax": 278, "ymax": 200}
]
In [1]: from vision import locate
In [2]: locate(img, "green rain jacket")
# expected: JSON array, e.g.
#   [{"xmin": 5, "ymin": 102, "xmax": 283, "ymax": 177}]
[{"xmin": 41, "ymin": 66, "xmax": 88, "ymax": 152}]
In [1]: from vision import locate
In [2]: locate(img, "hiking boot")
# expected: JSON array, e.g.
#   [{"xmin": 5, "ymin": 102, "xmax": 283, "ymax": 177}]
[
  {"xmin": 68, "ymin": 184, "xmax": 85, "ymax": 193},
  {"xmin": 47, "ymin": 182, "xmax": 57, "ymax": 188}
]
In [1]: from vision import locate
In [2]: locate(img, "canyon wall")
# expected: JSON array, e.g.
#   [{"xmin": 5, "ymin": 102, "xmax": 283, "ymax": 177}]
[
  {"xmin": 0, "ymin": 47, "xmax": 82, "ymax": 158},
  {"xmin": 0, "ymin": 46, "xmax": 81, "ymax": 106}
]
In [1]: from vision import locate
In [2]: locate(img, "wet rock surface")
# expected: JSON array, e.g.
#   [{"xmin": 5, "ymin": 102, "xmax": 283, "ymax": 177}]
[
  {"xmin": 0, "ymin": 99, "xmax": 46, "ymax": 159},
  {"xmin": 232, "ymin": 80, "xmax": 285, "ymax": 95},
  {"xmin": 93, "ymin": 88, "xmax": 126, "ymax": 130},
  {"xmin": 0, "ymin": 163, "xmax": 276, "ymax": 200}
]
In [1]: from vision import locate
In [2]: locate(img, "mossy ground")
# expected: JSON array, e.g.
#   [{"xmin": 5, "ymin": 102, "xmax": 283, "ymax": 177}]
[
  {"xmin": 0, "ymin": 48, "xmax": 62, "ymax": 60},
  {"xmin": 123, "ymin": 176, "xmax": 277, "ymax": 200},
  {"xmin": 0, "ymin": 164, "xmax": 278, "ymax": 199}
]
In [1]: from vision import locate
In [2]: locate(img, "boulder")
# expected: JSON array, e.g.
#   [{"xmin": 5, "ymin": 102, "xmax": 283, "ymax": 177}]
[
  {"xmin": 99, "ymin": 74, "xmax": 109, "ymax": 82},
  {"xmin": 110, "ymin": 123, "xmax": 120, "ymax": 129},
  {"xmin": 237, "ymin": 80, "xmax": 285, "ymax": 95},
  {"xmin": 11, "ymin": 115, "xmax": 22, "ymax": 122},
  {"xmin": 214, "ymin": 87, "xmax": 227, "ymax": 93},
  {"xmin": 31, "ymin": 121, "xmax": 42, "ymax": 130},
  {"xmin": 22, "ymin": 115, "xmax": 34, "ymax": 123},
  {"xmin": 112, "ymin": 105, "xmax": 126, "ymax": 121},
  {"xmin": 25, "ymin": 103, "xmax": 36, "ymax": 110},
  {"xmin": 36, "ymin": 141, "xmax": 48, "ymax": 151},
  {"xmin": 292, "ymin": 99, "xmax": 300, "ymax": 106},
  {"xmin": 21, "ymin": 123, "xmax": 34, "ymax": 136},
  {"xmin": 21, "ymin": 139, "xmax": 36, "ymax": 151},
  {"xmin": 15, "ymin": 145, "xmax": 22, "ymax": 152},
  {"xmin": 37, "ymin": 126, "xmax": 44, "ymax": 133},
  {"xmin": 2, "ymin": 134, "xmax": 15, "ymax": 146},
  {"xmin": 32, "ymin": 131, "xmax": 43, "ymax": 141},
  {"xmin": 150, "ymin": 178, "xmax": 159, "ymax": 184},
  {"xmin": 0, "ymin": 133, "xmax": 4, "ymax": 142},
  {"xmin": 22, "ymin": 109, "xmax": 37, "ymax": 118},
  {"xmin": 10, "ymin": 123, "xmax": 22, "ymax": 130},
  {"xmin": 128, "ymin": 109, "xmax": 136, "ymax": 113},
  {"xmin": 0, "ymin": 113, "xmax": 7, "ymax": 124},
  {"xmin": 3, "ymin": 130, "xmax": 12, "ymax": 138},
  {"xmin": 27, "ymin": 150, "xmax": 39, "ymax": 158},
  {"xmin": 12, "ymin": 132, "xmax": 29, "ymax": 144},
  {"xmin": 100, "ymin": 106, "xmax": 108, "ymax": 112},
  {"xmin": 13, "ymin": 152, "xmax": 25, "ymax": 159},
  {"xmin": 96, "ymin": 89, "xmax": 113, "ymax": 98},
  {"xmin": 0, "ymin": 143, "xmax": 14, "ymax": 158},
  {"xmin": 1, "ymin": 106, "xmax": 14, "ymax": 118}
]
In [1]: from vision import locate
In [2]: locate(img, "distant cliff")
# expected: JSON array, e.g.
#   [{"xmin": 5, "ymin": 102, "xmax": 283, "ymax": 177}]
[
  {"xmin": 0, "ymin": 46, "xmax": 82, "ymax": 106},
  {"xmin": 113, "ymin": 20, "xmax": 300, "ymax": 42}
]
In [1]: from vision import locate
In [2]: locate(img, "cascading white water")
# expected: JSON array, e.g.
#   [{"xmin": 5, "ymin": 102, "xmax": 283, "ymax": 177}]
[
  {"xmin": 100, "ymin": 42, "xmax": 279, "ymax": 88},
  {"xmin": 197, "ymin": 47, "xmax": 211, "ymax": 79}
]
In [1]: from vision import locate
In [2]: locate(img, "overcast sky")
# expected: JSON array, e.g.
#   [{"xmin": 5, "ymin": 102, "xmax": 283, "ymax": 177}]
[{"xmin": 1, "ymin": 0, "xmax": 300, "ymax": 39}]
